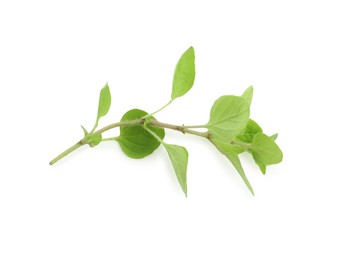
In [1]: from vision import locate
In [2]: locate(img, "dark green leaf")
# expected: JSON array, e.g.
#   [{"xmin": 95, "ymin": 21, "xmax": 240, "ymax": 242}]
[
  {"xmin": 171, "ymin": 47, "xmax": 195, "ymax": 99},
  {"xmin": 250, "ymin": 133, "xmax": 283, "ymax": 165},
  {"xmin": 163, "ymin": 143, "xmax": 188, "ymax": 196},
  {"xmin": 207, "ymin": 96, "xmax": 250, "ymax": 142},
  {"xmin": 214, "ymin": 142, "xmax": 254, "ymax": 195},
  {"xmin": 237, "ymin": 119, "xmax": 263, "ymax": 143},
  {"xmin": 117, "ymin": 109, "xmax": 165, "ymax": 159}
]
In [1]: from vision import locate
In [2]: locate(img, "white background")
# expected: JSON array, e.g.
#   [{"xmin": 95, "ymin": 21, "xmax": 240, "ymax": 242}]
[{"xmin": 1, "ymin": 1, "xmax": 339, "ymax": 259}]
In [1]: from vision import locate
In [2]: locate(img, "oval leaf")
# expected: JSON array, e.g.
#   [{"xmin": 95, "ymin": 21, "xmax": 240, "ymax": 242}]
[
  {"xmin": 250, "ymin": 133, "xmax": 283, "ymax": 165},
  {"xmin": 207, "ymin": 96, "xmax": 250, "ymax": 143},
  {"xmin": 163, "ymin": 143, "xmax": 188, "ymax": 196},
  {"xmin": 117, "ymin": 109, "xmax": 165, "ymax": 159},
  {"xmin": 171, "ymin": 46, "xmax": 195, "ymax": 100},
  {"xmin": 96, "ymin": 83, "xmax": 111, "ymax": 124}
]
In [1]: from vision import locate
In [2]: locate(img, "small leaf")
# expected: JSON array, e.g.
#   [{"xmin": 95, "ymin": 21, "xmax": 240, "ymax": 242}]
[
  {"xmin": 250, "ymin": 133, "xmax": 283, "ymax": 165},
  {"xmin": 207, "ymin": 96, "xmax": 250, "ymax": 143},
  {"xmin": 85, "ymin": 133, "xmax": 102, "ymax": 147},
  {"xmin": 96, "ymin": 83, "xmax": 111, "ymax": 125},
  {"xmin": 270, "ymin": 133, "xmax": 278, "ymax": 141},
  {"xmin": 237, "ymin": 119, "xmax": 263, "ymax": 143},
  {"xmin": 117, "ymin": 109, "xmax": 165, "ymax": 159},
  {"xmin": 81, "ymin": 125, "xmax": 89, "ymax": 137},
  {"xmin": 214, "ymin": 142, "xmax": 254, "ymax": 195},
  {"xmin": 163, "ymin": 143, "xmax": 188, "ymax": 196},
  {"xmin": 171, "ymin": 46, "xmax": 195, "ymax": 100},
  {"xmin": 241, "ymin": 86, "xmax": 253, "ymax": 105}
]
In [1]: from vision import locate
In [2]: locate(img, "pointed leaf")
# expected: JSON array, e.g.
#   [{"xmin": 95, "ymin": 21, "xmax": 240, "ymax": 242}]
[
  {"xmin": 270, "ymin": 133, "xmax": 278, "ymax": 141},
  {"xmin": 163, "ymin": 143, "xmax": 188, "ymax": 196},
  {"xmin": 96, "ymin": 83, "xmax": 111, "ymax": 125},
  {"xmin": 241, "ymin": 86, "xmax": 253, "ymax": 105},
  {"xmin": 215, "ymin": 142, "xmax": 254, "ymax": 195},
  {"xmin": 81, "ymin": 125, "xmax": 89, "ymax": 137},
  {"xmin": 171, "ymin": 47, "xmax": 195, "ymax": 99},
  {"xmin": 250, "ymin": 133, "xmax": 283, "ymax": 165},
  {"xmin": 117, "ymin": 109, "xmax": 165, "ymax": 159},
  {"xmin": 207, "ymin": 96, "xmax": 250, "ymax": 142}
]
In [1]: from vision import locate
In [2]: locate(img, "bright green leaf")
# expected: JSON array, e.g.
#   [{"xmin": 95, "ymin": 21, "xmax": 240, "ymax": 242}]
[
  {"xmin": 214, "ymin": 142, "xmax": 254, "ymax": 195},
  {"xmin": 241, "ymin": 86, "xmax": 253, "ymax": 105},
  {"xmin": 171, "ymin": 46, "xmax": 195, "ymax": 99},
  {"xmin": 163, "ymin": 143, "xmax": 188, "ymax": 196},
  {"xmin": 96, "ymin": 83, "xmax": 111, "ymax": 125},
  {"xmin": 117, "ymin": 109, "xmax": 165, "ymax": 159},
  {"xmin": 250, "ymin": 133, "xmax": 283, "ymax": 165},
  {"xmin": 237, "ymin": 119, "xmax": 263, "ymax": 143},
  {"xmin": 207, "ymin": 96, "xmax": 250, "ymax": 143}
]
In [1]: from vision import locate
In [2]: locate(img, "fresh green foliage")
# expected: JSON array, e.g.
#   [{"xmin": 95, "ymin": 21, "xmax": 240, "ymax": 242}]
[
  {"xmin": 250, "ymin": 133, "xmax": 283, "ymax": 166},
  {"xmin": 207, "ymin": 96, "xmax": 250, "ymax": 143},
  {"xmin": 241, "ymin": 86, "xmax": 253, "ymax": 105},
  {"xmin": 50, "ymin": 46, "xmax": 283, "ymax": 197},
  {"xmin": 214, "ymin": 142, "xmax": 254, "ymax": 195},
  {"xmin": 237, "ymin": 119, "xmax": 262, "ymax": 143},
  {"xmin": 117, "ymin": 109, "xmax": 165, "ymax": 159},
  {"xmin": 96, "ymin": 83, "xmax": 111, "ymax": 124},
  {"xmin": 171, "ymin": 46, "xmax": 195, "ymax": 100},
  {"xmin": 163, "ymin": 143, "xmax": 188, "ymax": 196}
]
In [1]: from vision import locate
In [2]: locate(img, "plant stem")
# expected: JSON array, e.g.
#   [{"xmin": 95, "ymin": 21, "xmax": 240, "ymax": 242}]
[
  {"xmin": 50, "ymin": 119, "xmax": 210, "ymax": 165},
  {"xmin": 49, "ymin": 141, "xmax": 83, "ymax": 165},
  {"xmin": 142, "ymin": 100, "xmax": 173, "ymax": 119}
]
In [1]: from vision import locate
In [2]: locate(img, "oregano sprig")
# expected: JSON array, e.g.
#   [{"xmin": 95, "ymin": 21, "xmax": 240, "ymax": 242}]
[{"xmin": 50, "ymin": 46, "xmax": 283, "ymax": 196}]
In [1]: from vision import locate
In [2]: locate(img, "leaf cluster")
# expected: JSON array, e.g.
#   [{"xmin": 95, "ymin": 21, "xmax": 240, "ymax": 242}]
[{"xmin": 51, "ymin": 47, "xmax": 283, "ymax": 196}]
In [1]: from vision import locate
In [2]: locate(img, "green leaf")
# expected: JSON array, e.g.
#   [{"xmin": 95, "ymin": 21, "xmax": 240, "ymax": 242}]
[
  {"xmin": 250, "ymin": 133, "xmax": 283, "ymax": 165},
  {"xmin": 237, "ymin": 119, "xmax": 263, "ymax": 143},
  {"xmin": 207, "ymin": 96, "xmax": 250, "ymax": 143},
  {"xmin": 117, "ymin": 109, "xmax": 165, "ymax": 159},
  {"xmin": 241, "ymin": 86, "xmax": 253, "ymax": 105},
  {"xmin": 270, "ymin": 133, "xmax": 278, "ymax": 141},
  {"xmin": 214, "ymin": 142, "xmax": 254, "ymax": 195},
  {"xmin": 163, "ymin": 143, "xmax": 188, "ymax": 196},
  {"xmin": 81, "ymin": 125, "xmax": 89, "ymax": 137},
  {"xmin": 85, "ymin": 133, "xmax": 102, "ymax": 147},
  {"xmin": 256, "ymin": 161, "xmax": 267, "ymax": 175},
  {"xmin": 96, "ymin": 83, "xmax": 111, "ymax": 126},
  {"xmin": 171, "ymin": 46, "xmax": 195, "ymax": 99}
]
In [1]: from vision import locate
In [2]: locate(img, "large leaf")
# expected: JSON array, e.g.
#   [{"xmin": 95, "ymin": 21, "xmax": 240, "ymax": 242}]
[
  {"xmin": 117, "ymin": 109, "xmax": 165, "ymax": 159},
  {"xmin": 96, "ymin": 83, "xmax": 111, "ymax": 125},
  {"xmin": 250, "ymin": 133, "xmax": 283, "ymax": 165},
  {"xmin": 207, "ymin": 96, "xmax": 250, "ymax": 143},
  {"xmin": 237, "ymin": 119, "xmax": 263, "ymax": 143},
  {"xmin": 214, "ymin": 142, "xmax": 254, "ymax": 195},
  {"xmin": 171, "ymin": 47, "xmax": 195, "ymax": 99},
  {"xmin": 163, "ymin": 143, "xmax": 188, "ymax": 196}
]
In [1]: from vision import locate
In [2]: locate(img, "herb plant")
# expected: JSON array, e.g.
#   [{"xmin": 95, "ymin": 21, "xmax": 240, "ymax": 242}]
[{"xmin": 50, "ymin": 46, "xmax": 283, "ymax": 196}]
